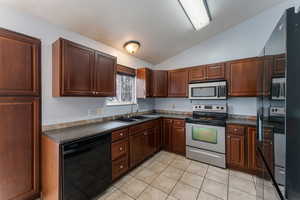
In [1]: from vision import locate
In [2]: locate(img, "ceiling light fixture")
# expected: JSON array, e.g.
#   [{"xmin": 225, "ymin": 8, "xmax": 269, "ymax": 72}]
[
  {"xmin": 178, "ymin": 0, "xmax": 211, "ymax": 31},
  {"xmin": 123, "ymin": 41, "xmax": 141, "ymax": 54}
]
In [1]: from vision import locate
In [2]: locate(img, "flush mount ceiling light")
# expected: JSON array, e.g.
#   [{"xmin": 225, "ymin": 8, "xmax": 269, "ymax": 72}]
[
  {"xmin": 178, "ymin": 0, "xmax": 211, "ymax": 31},
  {"xmin": 123, "ymin": 41, "xmax": 141, "ymax": 54}
]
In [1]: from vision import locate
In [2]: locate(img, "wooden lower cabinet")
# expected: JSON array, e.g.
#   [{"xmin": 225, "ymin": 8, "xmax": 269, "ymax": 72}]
[
  {"xmin": 129, "ymin": 121, "xmax": 159, "ymax": 168},
  {"xmin": 162, "ymin": 119, "xmax": 173, "ymax": 151},
  {"xmin": 227, "ymin": 124, "xmax": 274, "ymax": 175},
  {"xmin": 0, "ymin": 97, "xmax": 40, "ymax": 200},
  {"xmin": 226, "ymin": 134, "xmax": 245, "ymax": 169},
  {"xmin": 172, "ymin": 126, "xmax": 186, "ymax": 155},
  {"xmin": 154, "ymin": 119, "xmax": 162, "ymax": 152},
  {"xmin": 112, "ymin": 156, "xmax": 129, "ymax": 180},
  {"xmin": 163, "ymin": 118, "xmax": 186, "ymax": 155},
  {"xmin": 129, "ymin": 130, "xmax": 146, "ymax": 167}
]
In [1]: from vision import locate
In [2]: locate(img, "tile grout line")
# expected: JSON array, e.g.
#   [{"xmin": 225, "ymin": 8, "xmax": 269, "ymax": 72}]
[{"xmin": 195, "ymin": 165, "xmax": 209, "ymax": 200}]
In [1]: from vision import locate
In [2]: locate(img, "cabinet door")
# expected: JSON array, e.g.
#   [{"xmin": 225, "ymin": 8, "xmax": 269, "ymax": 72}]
[
  {"xmin": 247, "ymin": 127, "xmax": 257, "ymax": 170},
  {"xmin": 94, "ymin": 51, "xmax": 116, "ymax": 96},
  {"xmin": 227, "ymin": 58, "xmax": 264, "ymax": 96},
  {"xmin": 152, "ymin": 70, "xmax": 168, "ymax": 97},
  {"xmin": 62, "ymin": 39, "xmax": 94, "ymax": 96},
  {"xmin": 0, "ymin": 97, "xmax": 40, "ymax": 200},
  {"xmin": 137, "ymin": 68, "xmax": 152, "ymax": 98},
  {"xmin": 146, "ymin": 128, "xmax": 155, "ymax": 156},
  {"xmin": 168, "ymin": 70, "xmax": 188, "ymax": 97},
  {"xmin": 129, "ymin": 131, "xmax": 146, "ymax": 167},
  {"xmin": 188, "ymin": 66, "xmax": 206, "ymax": 82},
  {"xmin": 0, "ymin": 28, "xmax": 40, "ymax": 96},
  {"xmin": 162, "ymin": 119, "xmax": 173, "ymax": 151},
  {"xmin": 206, "ymin": 63, "xmax": 225, "ymax": 80},
  {"xmin": 272, "ymin": 54, "xmax": 285, "ymax": 76},
  {"xmin": 172, "ymin": 126, "xmax": 186, "ymax": 155},
  {"xmin": 226, "ymin": 134, "xmax": 245, "ymax": 169},
  {"xmin": 154, "ymin": 120, "xmax": 162, "ymax": 152}
]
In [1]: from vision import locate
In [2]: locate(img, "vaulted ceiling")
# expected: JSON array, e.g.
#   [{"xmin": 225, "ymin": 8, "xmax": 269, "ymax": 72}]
[{"xmin": 0, "ymin": 0, "xmax": 285, "ymax": 64}]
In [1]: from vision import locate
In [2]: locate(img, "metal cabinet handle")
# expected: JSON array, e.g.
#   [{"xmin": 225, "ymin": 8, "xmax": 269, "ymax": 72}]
[
  {"xmin": 120, "ymin": 165, "xmax": 123, "ymax": 169},
  {"xmin": 227, "ymin": 136, "xmax": 230, "ymax": 138},
  {"xmin": 120, "ymin": 133, "xmax": 123, "ymax": 136},
  {"xmin": 234, "ymin": 128, "xmax": 238, "ymax": 131},
  {"xmin": 119, "ymin": 147, "xmax": 123, "ymax": 151}
]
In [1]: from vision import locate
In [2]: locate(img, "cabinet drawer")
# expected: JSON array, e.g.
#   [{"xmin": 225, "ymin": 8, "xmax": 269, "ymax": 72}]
[
  {"xmin": 112, "ymin": 139, "xmax": 128, "ymax": 160},
  {"xmin": 112, "ymin": 128, "xmax": 128, "ymax": 142},
  {"xmin": 173, "ymin": 119, "xmax": 185, "ymax": 127},
  {"xmin": 227, "ymin": 125, "xmax": 245, "ymax": 136},
  {"xmin": 112, "ymin": 156, "xmax": 128, "ymax": 180},
  {"xmin": 129, "ymin": 122, "xmax": 152, "ymax": 135}
]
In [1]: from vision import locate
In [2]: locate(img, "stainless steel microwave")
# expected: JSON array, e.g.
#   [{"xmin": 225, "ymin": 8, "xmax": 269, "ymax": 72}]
[
  {"xmin": 271, "ymin": 77, "xmax": 285, "ymax": 100},
  {"xmin": 189, "ymin": 81, "xmax": 227, "ymax": 100}
]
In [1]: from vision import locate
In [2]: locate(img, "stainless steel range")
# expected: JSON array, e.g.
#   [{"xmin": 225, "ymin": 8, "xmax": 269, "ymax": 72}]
[
  {"xmin": 186, "ymin": 104, "xmax": 227, "ymax": 168},
  {"xmin": 269, "ymin": 106, "xmax": 286, "ymax": 187}
]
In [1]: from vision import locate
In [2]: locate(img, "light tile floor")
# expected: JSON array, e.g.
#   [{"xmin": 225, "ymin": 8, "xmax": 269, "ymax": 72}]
[{"xmin": 97, "ymin": 151, "xmax": 278, "ymax": 200}]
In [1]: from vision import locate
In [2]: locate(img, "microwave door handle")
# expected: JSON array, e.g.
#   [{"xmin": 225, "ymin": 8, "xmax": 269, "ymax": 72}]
[{"xmin": 217, "ymin": 87, "xmax": 220, "ymax": 97}]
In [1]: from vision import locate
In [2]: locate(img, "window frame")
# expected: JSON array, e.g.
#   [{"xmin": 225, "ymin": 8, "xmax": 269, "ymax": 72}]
[{"xmin": 106, "ymin": 73, "xmax": 137, "ymax": 106}]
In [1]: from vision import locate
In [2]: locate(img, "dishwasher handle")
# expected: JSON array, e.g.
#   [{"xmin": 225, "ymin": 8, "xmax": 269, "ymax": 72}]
[{"xmin": 63, "ymin": 145, "xmax": 94, "ymax": 157}]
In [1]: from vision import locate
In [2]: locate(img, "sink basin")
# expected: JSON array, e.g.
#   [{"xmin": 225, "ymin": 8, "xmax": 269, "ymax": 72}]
[
  {"xmin": 116, "ymin": 117, "xmax": 137, "ymax": 122},
  {"xmin": 131, "ymin": 116, "xmax": 150, "ymax": 120}
]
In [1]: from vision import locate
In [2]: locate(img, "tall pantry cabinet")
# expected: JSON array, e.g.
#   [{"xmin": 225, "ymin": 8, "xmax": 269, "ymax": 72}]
[{"xmin": 0, "ymin": 28, "xmax": 41, "ymax": 200}]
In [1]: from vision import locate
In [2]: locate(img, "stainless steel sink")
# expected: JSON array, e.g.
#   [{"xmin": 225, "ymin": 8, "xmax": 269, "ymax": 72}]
[
  {"xmin": 116, "ymin": 117, "xmax": 137, "ymax": 122},
  {"xmin": 131, "ymin": 116, "xmax": 150, "ymax": 120}
]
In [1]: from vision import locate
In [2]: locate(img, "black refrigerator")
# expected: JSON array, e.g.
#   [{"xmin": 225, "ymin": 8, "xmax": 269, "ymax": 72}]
[{"xmin": 256, "ymin": 6, "xmax": 300, "ymax": 200}]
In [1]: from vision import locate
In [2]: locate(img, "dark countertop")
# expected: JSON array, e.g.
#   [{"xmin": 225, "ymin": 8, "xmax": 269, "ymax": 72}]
[
  {"xmin": 43, "ymin": 113, "xmax": 190, "ymax": 144},
  {"xmin": 226, "ymin": 118, "xmax": 277, "ymax": 129},
  {"xmin": 226, "ymin": 118, "xmax": 257, "ymax": 126}
]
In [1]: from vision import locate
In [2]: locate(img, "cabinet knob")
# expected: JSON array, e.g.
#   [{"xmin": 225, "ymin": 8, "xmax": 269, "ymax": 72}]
[
  {"xmin": 227, "ymin": 136, "xmax": 230, "ymax": 138},
  {"xmin": 234, "ymin": 128, "xmax": 238, "ymax": 131},
  {"xmin": 119, "ymin": 147, "xmax": 123, "ymax": 151},
  {"xmin": 120, "ymin": 133, "xmax": 123, "ymax": 136},
  {"xmin": 120, "ymin": 165, "xmax": 123, "ymax": 169}
]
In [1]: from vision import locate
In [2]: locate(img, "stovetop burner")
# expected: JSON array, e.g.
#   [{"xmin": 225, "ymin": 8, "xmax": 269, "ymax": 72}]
[{"xmin": 185, "ymin": 104, "xmax": 228, "ymax": 127}]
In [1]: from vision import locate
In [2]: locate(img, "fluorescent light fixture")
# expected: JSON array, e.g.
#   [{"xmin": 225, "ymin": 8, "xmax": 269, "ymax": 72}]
[{"xmin": 178, "ymin": 0, "xmax": 211, "ymax": 31}]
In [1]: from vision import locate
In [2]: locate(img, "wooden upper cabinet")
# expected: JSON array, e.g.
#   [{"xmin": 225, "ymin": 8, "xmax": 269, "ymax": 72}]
[
  {"xmin": 0, "ymin": 28, "xmax": 40, "ymax": 96},
  {"xmin": 0, "ymin": 97, "xmax": 40, "ymax": 200},
  {"xmin": 168, "ymin": 69, "xmax": 188, "ymax": 97},
  {"xmin": 227, "ymin": 57, "xmax": 264, "ymax": 97},
  {"xmin": 272, "ymin": 54, "xmax": 285, "ymax": 76},
  {"xmin": 94, "ymin": 51, "xmax": 116, "ymax": 96},
  {"xmin": 52, "ymin": 38, "xmax": 116, "ymax": 97},
  {"xmin": 152, "ymin": 70, "xmax": 168, "ymax": 97},
  {"xmin": 137, "ymin": 68, "xmax": 152, "ymax": 98},
  {"xmin": 188, "ymin": 66, "xmax": 206, "ymax": 82},
  {"xmin": 206, "ymin": 63, "xmax": 225, "ymax": 80}
]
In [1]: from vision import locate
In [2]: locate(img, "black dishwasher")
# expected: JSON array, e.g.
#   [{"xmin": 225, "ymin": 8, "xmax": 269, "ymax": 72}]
[{"xmin": 62, "ymin": 133, "xmax": 112, "ymax": 200}]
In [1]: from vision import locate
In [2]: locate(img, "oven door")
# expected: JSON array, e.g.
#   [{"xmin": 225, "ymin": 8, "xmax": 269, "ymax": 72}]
[{"xmin": 186, "ymin": 123, "xmax": 225, "ymax": 153}]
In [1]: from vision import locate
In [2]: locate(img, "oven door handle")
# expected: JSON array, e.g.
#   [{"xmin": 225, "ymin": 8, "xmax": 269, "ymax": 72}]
[{"xmin": 189, "ymin": 148, "xmax": 222, "ymax": 158}]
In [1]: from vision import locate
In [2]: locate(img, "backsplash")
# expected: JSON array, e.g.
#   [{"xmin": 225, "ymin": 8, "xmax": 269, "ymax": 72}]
[
  {"xmin": 44, "ymin": 98, "xmax": 155, "ymax": 126},
  {"xmin": 154, "ymin": 97, "xmax": 258, "ymax": 116}
]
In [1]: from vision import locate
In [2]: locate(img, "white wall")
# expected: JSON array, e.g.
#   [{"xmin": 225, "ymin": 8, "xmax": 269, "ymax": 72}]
[
  {"xmin": 154, "ymin": 0, "xmax": 300, "ymax": 69},
  {"xmin": 154, "ymin": 98, "xmax": 257, "ymax": 116},
  {"xmin": 0, "ymin": 5, "xmax": 154, "ymax": 126},
  {"xmin": 153, "ymin": 0, "xmax": 300, "ymax": 116}
]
